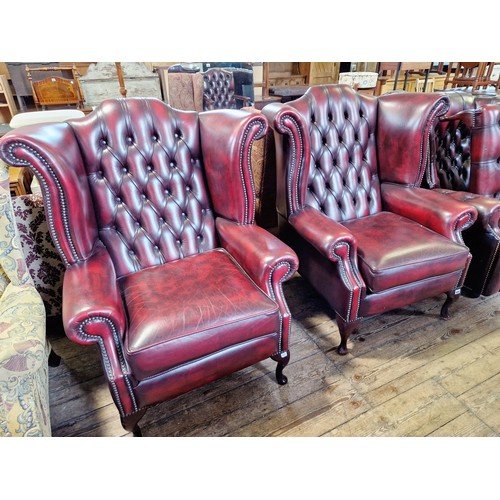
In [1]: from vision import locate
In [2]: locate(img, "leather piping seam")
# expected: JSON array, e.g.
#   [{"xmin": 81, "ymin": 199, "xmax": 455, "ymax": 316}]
[
  {"xmin": 240, "ymin": 117, "xmax": 265, "ymax": 224},
  {"xmin": 78, "ymin": 316, "xmax": 138, "ymax": 416},
  {"xmin": 331, "ymin": 241, "xmax": 363, "ymax": 322},
  {"xmin": 454, "ymin": 212, "xmax": 476, "ymax": 245},
  {"xmin": 277, "ymin": 114, "xmax": 302, "ymax": 215},
  {"xmin": 267, "ymin": 260, "xmax": 294, "ymax": 354},
  {"xmin": 5, "ymin": 141, "xmax": 77, "ymax": 267},
  {"xmin": 416, "ymin": 99, "xmax": 450, "ymax": 187}
]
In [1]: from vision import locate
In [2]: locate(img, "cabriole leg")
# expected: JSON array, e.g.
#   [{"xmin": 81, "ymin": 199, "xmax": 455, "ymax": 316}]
[
  {"xmin": 272, "ymin": 351, "xmax": 290, "ymax": 385},
  {"xmin": 441, "ymin": 289, "xmax": 461, "ymax": 319},
  {"xmin": 335, "ymin": 315, "xmax": 361, "ymax": 355}
]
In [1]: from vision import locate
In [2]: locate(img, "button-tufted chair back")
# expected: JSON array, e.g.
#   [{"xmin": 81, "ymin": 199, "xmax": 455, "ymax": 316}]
[
  {"xmin": 202, "ymin": 68, "xmax": 237, "ymax": 110},
  {"xmin": 429, "ymin": 91, "xmax": 500, "ymax": 197},
  {"xmin": 429, "ymin": 91, "xmax": 476, "ymax": 192},
  {"xmin": 276, "ymin": 84, "xmax": 381, "ymax": 223},
  {"xmin": 469, "ymin": 99, "xmax": 500, "ymax": 200},
  {"xmin": 55, "ymin": 98, "xmax": 216, "ymax": 278},
  {"xmin": 0, "ymin": 97, "xmax": 300, "ymax": 435}
]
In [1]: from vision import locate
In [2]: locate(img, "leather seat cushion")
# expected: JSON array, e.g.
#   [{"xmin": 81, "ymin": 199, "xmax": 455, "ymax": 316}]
[
  {"xmin": 119, "ymin": 248, "xmax": 280, "ymax": 380},
  {"xmin": 342, "ymin": 211, "xmax": 470, "ymax": 293}
]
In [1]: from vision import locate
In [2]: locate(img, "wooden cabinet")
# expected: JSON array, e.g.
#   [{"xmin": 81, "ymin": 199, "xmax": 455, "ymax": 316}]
[
  {"xmin": 260, "ymin": 62, "xmax": 340, "ymax": 97},
  {"xmin": 298, "ymin": 62, "xmax": 340, "ymax": 85},
  {"xmin": 0, "ymin": 74, "xmax": 17, "ymax": 124}
]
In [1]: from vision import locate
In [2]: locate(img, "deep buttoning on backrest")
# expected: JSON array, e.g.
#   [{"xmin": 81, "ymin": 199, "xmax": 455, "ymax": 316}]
[
  {"xmin": 69, "ymin": 98, "xmax": 216, "ymax": 278},
  {"xmin": 292, "ymin": 85, "xmax": 381, "ymax": 223},
  {"xmin": 434, "ymin": 118, "xmax": 471, "ymax": 191},
  {"xmin": 203, "ymin": 69, "xmax": 236, "ymax": 110},
  {"xmin": 431, "ymin": 92, "xmax": 476, "ymax": 192}
]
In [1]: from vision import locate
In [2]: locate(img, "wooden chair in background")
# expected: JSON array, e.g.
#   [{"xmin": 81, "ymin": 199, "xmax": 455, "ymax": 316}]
[{"xmin": 444, "ymin": 62, "xmax": 498, "ymax": 92}]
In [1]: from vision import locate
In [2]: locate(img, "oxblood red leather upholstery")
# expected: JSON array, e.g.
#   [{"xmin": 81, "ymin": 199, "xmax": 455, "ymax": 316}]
[
  {"xmin": 425, "ymin": 90, "xmax": 500, "ymax": 296},
  {"xmin": 263, "ymin": 84, "xmax": 477, "ymax": 355},
  {"xmin": 0, "ymin": 97, "xmax": 298, "ymax": 434}
]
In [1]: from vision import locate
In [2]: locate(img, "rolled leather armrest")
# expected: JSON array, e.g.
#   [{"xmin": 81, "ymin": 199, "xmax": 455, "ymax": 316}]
[
  {"xmin": 215, "ymin": 218, "xmax": 298, "ymax": 295},
  {"xmin": 288, "ymin": 206, "xmax": 358, "ymax": 262},
  {"xmin": 62, "ymin": 241, "xmax": 126, "ymax": 345},
  {"xmin": 0, "ymin": 123, "xmax": 98, "ymax": 264},
  {"xmin": 381, "ymin": 183, "xmax": 478, "ymax": 243},
  {"xmin": 432, "ymin": 189, "xmax": 500, "ymax": 232}
]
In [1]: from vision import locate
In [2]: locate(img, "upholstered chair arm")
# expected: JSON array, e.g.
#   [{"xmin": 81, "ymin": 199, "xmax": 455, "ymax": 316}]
[
  {"xmin": 381, "ymin": 183, "xmax": 478, "ymax": 244},
  {"xmin": 431, "ymin": 189, "xmax": 500, "ymax": 232},
  {"xmin": 289, "ymin": 206, "xmax": 365, "ymax": 323},
  {"xmin": 200, "ymin": 109, "xmax": 268, "ymax": 224},
  {"xmin": 439, "ymin": 108, "xmax": 480, "ymax": 128},
  {"xmin": 63, "ymin": 241, "xmax": 126, "ymax": 345},
  {"xmin": 62, "ymin": 241, "xmax": 138, "ymax": 417},
  {"xmin": 289, "ymin": 206, "xmax": 359, "ymax": 263},
  {"xmin": 216, "ymin": 217, "xmax": 298, "ymax": 294},
  {"xmin": 216, "ymin": 218, "xmax": 298, "ymax": 353}
]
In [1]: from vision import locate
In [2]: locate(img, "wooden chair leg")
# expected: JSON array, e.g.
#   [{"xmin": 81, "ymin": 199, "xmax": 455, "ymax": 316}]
[
  {"xmin": 441, "ymin": 289, "xmax": 461, "ymax": 319},
  {"xmin": 48, "ymin": 348, "xmax": 61, "ymax": 367},
  {"xmin": 272, "ymin": 350, "xmax": 290, "ymax": 385},
  {"xmin": 335, "ymin": 315, "xmax": 361, "ymax": 355}
]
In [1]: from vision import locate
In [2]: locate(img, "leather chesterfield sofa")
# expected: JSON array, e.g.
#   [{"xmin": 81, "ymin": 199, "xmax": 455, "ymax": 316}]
[{"xmin": 0, "ymin": 97, "xmax": 298, "ymax": 435}]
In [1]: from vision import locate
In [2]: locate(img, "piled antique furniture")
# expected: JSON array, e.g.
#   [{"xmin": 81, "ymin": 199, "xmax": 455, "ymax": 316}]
[
  {"xmin": 263, "ymin": 84, "xmax": 478, "ymax": 355},
  {"xmin": 0, "ymin": 162, "xmax": 51, "ymax": 436},
  {"xmin": 0, "ymin": 97, "xmax": 298, "ymax": 436}
]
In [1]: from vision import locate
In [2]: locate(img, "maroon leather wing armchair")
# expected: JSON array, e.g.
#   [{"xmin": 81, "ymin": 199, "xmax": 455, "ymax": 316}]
[
  {"xmin": 425, "ymin": 90, "xmax": 500, "ymax": 297},
  {"xmin": 0, "ymin": 98, "xmax": 298, "ymax": 435},
  {"xmin": 263, "ymin": 84, "xmax": 477, "ymax": 355}
]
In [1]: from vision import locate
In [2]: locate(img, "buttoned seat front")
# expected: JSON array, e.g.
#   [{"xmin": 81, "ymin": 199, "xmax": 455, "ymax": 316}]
[
  {"xmin": 263, "ymin": 84, "xmax": 477, "ymax": 355},
  {"xmin": 0, "ymin": 97, "xmax": 298, "ymax": 435}
]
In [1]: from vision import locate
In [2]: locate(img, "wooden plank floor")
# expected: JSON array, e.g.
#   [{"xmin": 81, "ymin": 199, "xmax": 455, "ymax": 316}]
[{"xmin": 47, "ymin": 273, "xmax": 500, "ymax": 437}]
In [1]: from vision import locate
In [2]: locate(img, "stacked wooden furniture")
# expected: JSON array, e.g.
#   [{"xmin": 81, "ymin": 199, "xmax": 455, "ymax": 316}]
[{"xmin": 0, "ymin": 74, "xmax": 17, "ymax": 124}]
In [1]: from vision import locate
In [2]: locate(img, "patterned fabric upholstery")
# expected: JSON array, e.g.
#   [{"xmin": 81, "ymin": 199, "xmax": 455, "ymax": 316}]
[
  {"xmin": 11, "ymin": 194, "xmax": 65, "ymax": 317},
  {"xmin": 165, "ymin": 72, "xmax": 204, "ymax": 112},
  {"xmin": 0, "ymin": 163, "xmax": 51, "ymax": 437}
]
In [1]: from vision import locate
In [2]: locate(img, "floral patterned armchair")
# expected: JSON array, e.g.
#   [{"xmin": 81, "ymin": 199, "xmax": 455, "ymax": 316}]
[{"xmin": 0, "ymin": 162, "xmax": 51, "ymax": 437}]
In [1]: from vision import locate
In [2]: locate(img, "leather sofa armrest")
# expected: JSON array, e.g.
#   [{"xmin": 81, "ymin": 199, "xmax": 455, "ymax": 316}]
[
  {"xmin": 381, "ymin": 183, "xmax": 478, "ymax": 243},
  {"xmin": 62, "ymin": 241, "xmax": 126, "ymax": 346},
  {"xmin": 215, "ymin": 218, "xmax": 298, "ymax": 295}
]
